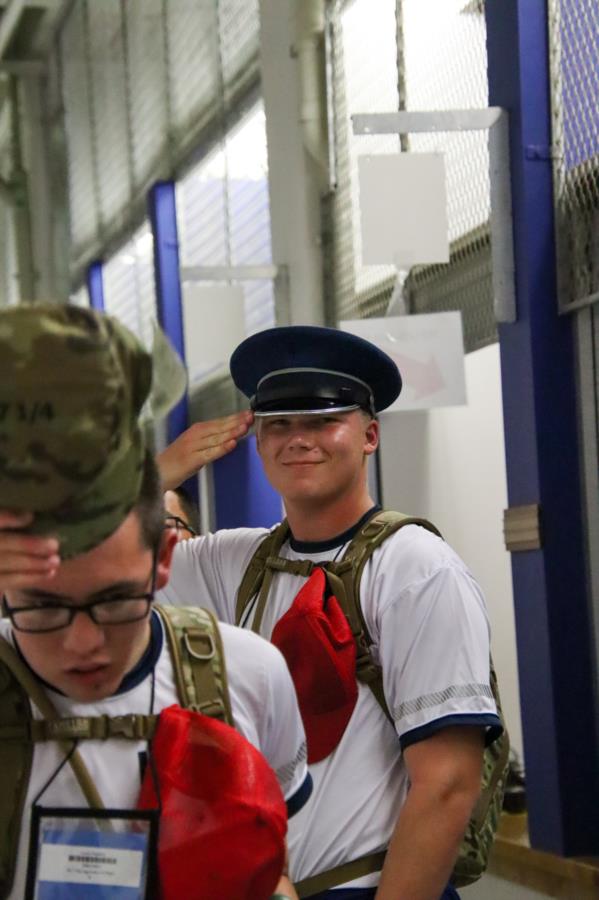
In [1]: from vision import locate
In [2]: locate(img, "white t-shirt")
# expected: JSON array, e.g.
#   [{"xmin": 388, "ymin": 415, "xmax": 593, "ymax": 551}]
[
  {"xmin": 0, "ymin": 611, "xmax": 310, "ymax": 900},
  {"xmin": 159, "ymin": 520, "xmax": 501, "ymax": 886}
]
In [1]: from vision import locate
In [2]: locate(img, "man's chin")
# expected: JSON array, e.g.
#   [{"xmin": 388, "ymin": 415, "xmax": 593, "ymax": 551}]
[{"xmin": 61, "ymin": 666, "xmax": 120, "ymax": 702}]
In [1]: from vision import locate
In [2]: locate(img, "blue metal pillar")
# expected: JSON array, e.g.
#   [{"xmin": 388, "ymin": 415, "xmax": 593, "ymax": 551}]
[
  {"xmin": 486, "ymin": 0, "xmax": 599, "ymax": 854},
  {"xmin": 86, "ymin": 261, "xmax": 105, "ymax": 311},
  {"xmin": 148, "ymin": 181, "xmax": 189, "ymax": 446},
  {"xmin": 213, "ymin": 435, "xmax": 282, "ymax": 530}
]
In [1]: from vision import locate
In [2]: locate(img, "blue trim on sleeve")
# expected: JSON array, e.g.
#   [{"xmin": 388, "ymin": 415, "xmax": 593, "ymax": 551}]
[
  {"xmin": 400, "ymin": 713, "xmax": 502, "ymax": 751},
  {"xmin": 286, "ymin": 772, "xmax": 313, "ymax": 818}
]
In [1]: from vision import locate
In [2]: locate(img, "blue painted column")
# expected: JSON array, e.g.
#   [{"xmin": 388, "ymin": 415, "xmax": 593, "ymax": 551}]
[
  {"xmin": 213, "ymin": 435, "xmax": 282, "ymax": 530},
  {"xmin": 486, "ymin": 0, "xmax": 599, "ymax": 854},
  {"xmin": 148, "ymin": 181, "xmax": 189, "ymax": 446},
  {"xmin": 86, "ymin": 261, "xmax": 105, "ymax": 311}
]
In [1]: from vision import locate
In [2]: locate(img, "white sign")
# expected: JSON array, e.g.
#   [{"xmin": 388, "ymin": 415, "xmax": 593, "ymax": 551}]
[
  {"xmin": 341, "ymin": 312, "xmax": 466, "ymax": 411},
  {"xmin": 182, "ymin": 284, "xmax": 246, "ymax": 384},
  {"xmin": 358, "ymin": 154, "xmax": 450, "ymax": 266},
  {"xmin": 38, "ymin": 842, "xmax": 143, "ymax": 887}
]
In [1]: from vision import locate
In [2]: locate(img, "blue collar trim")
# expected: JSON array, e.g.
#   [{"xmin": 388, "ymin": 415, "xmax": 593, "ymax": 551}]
[
  {"xmin": 289, "ymin": 505, "xmax": 381, "ymax": 553},
  {"xmin": 115, "ymin": 608, "xmax": 163, "ymax": 694}
]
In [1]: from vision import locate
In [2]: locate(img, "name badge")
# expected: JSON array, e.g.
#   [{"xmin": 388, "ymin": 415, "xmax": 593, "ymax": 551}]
[{"xmin": 26, "ymin": 807, "xmax": 158, "ymax": 900}]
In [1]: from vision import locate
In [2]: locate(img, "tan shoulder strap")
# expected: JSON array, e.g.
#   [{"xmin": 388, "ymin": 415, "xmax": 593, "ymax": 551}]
[
  {"xmin": 0, "ymin": 638, "xmax": 104, "ymax": 809},
  {"xmin": 327, "ymin": 510, "xmax": 442, "ymax": 721},
  {"xmin": 340, "ymin": 509, "xmax": 442, "ymax": 643},
  {"xmin": 235, "ymin": 521, "xmax": 290, "ymax": 625},
  {"xmin": 155, "ymin": 605, "xmax": 234, "ymax": 727}
]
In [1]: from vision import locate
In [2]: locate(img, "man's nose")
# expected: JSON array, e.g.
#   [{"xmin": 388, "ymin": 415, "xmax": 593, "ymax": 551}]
[
  {"xmin": 286, "ymin": 427, "xmax": 315, "ymax": 448},
  {"xmin": 62, "ymin": 610, "xmax": 106, "ymax": 654}
]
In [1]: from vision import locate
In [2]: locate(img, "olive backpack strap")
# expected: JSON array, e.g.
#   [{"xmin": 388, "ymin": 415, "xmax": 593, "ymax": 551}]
[
  {"xmin": 0, "ymin": 637, "xmax": 106, "ymax": 898},
  {"xmin": 326, "ymin": 509, "xmax": 442, "ymax": 721},
  {"xmin": 329, "ymin": 509, "xmax": 510, "ymax": 888},
  {"xmin": 234, "ymin": 521, "xmax": 291, "ymax": 627},
  {"xmin": 0, "ymin": 639, "xmax": 34, "ymax": 899},
  {"xmin": 155, "ymin": 605, "xmax": 234, "ymax": 727}
]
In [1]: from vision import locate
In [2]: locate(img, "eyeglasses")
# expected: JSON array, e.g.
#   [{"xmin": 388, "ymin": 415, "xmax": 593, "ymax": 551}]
[
  {"xmin": 164, "ymin": 515, "xmax": 197, "ymax": 537},
  {"xmin": 2, "ymin": 563, "xmax": 156, "ymax": 634}
]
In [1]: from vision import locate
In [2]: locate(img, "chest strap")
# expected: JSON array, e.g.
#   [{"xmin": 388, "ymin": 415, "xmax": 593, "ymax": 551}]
[
  {"xmin": 0, "ymin": 713, "xmax": 159, "ymax": 743},
  {"xmin": 295, "ymin": 850, "xmax": 386, "ymax": 898}
]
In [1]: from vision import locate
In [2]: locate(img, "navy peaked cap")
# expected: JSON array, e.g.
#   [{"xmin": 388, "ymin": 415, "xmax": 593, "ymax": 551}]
[{"xmin": 229, "ymin": 325, "xmax": 402, "ymax": 415}]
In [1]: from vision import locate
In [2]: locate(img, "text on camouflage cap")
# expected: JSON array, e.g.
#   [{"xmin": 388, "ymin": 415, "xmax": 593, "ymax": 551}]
[{"xmin": 0, "ymin": 304, "xmax": 153, "ymax": 559}]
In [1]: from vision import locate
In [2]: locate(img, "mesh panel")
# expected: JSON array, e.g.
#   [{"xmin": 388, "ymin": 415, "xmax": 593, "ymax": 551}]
[
  {"xmin": 60, "ymin": 1, "xmax": 98, "ymax": 256},
  {"xmin": 549, "ymin": 0, "xmax": 599, "ymax": 309},
  {"xmin": 0, "ymin": 201, "xmax": 18, "ymax": 307},
  {"xmin": 103, "ymin": 222, "xmax": 157, "ymax": 349},
  {"xmin": 87, "ymin": 0, "xmax": 131, "ymax": 232},
  {"xmin": 124, "ymin": 0, "xmax": 169, "ymax": 190},
  {"xmin": 324, "ymin": 0, "xmax": 496, "ymax": 351},
  {"xmin": 59, "ymin": 0, "xmax": 261, "ymax": 275},
  {"xmin": 177, "ymin": 102, "xmax": 274, "ymax": 414},
  {"xmin": 165, "ymin": 0, "xmax": 220, "ymax": 151},
  {"xmin": 219, "ymin": 0, "xmax": 261, "ymax": 102}
]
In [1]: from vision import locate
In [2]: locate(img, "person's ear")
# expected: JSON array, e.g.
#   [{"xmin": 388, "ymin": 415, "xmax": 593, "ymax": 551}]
[
  {"xmin": 363, "ymin": 417, "xmax": 379, "ymax": 457},
  {"xmin": 154, "ymin": 527, "xmax": 178, "ymax": 589}
]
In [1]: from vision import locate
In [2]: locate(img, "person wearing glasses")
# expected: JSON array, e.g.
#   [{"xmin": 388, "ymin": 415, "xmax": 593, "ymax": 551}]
[
  {"xmin": 0, "ymin": 306, "xmax": 309, "ymax": 900},
  {"xmin": 164, "ymin": 486, "xmax": 199, "ymax": 540}
]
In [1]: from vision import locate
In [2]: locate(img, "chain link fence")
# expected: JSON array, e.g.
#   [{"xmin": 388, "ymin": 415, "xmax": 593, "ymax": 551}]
[
  {"xmin": 548, "ymin": 0, "xmax": 599, "ymax": 312},
  {"xmin": 323, "ymin": 0, "xmax": 496, "ymax": 352}
]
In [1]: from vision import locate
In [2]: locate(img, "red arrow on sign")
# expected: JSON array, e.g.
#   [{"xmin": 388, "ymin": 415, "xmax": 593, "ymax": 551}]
[{"xmin": 389, "ymin": 352, "xmax": 445, "ymax": 400}]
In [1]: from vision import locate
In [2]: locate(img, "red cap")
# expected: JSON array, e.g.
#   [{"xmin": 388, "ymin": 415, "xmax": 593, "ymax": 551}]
[
  {"xmin": 138, "ymin": 705, "xmax": 287, "ymax": 900},
  {"xmin": 271, "ymin": 568, "xmax": 358, "ymax": 764}
]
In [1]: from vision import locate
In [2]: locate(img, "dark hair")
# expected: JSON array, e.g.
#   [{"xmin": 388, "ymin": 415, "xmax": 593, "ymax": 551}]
[
  {"xmin": 171, "ymin": 485, "xmax": 200, "ymax": 534},
  {"xmin": 135, "ymin": 450, "xmax": 166, "ymax": 551}
]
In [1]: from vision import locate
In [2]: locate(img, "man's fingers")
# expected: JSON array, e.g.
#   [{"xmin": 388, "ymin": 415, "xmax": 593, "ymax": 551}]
[
  {"xmin": 0, "ymin": 553, "xmax": 60, "ymax": 577},
  {"xmin": 0, "ymin": 510, "xmax": 34, "ymax": 530},
  {"xmin": 0, "ymin": 532, "xmax": 60, "ymax": 558},
  {"xmin": 157, "ymin": 410, "xmax": 254, "ymax": 489}
]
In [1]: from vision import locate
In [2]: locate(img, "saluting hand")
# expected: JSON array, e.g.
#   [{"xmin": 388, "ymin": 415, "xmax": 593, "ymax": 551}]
[
  {"xmin": 157, "ymin": 410, "xmax": 254, "ymax": 490},
  {"xmin": 0, "ymin": 510, "xmax": 60, "ymax": 591}
]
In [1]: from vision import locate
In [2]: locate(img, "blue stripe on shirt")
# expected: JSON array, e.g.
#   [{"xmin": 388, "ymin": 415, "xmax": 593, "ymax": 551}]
[
  {"xmin": 400, "ymin": 713, "xmax": 502, "ymax": 750},
  {"xmin": 286, "ymin": 771, "xmax": 313, "ymax": 818}
]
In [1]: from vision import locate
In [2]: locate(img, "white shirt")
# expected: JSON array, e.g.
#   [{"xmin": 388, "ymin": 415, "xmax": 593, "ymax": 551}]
[
  {"xmin": 0, "ymin": 611, "xmax": 310, "ymax": 900},
  {"xmin": 159, "ymin": 521, "xmax": 501, "ymax": 885}
]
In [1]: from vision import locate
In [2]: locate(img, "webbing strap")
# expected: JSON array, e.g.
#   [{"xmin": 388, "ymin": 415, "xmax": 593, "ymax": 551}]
[
  {"xmin": 295, "ymin": 850, "xmax": 386, "ymax": 898},
  {"xmin": 0, "ymin": 638, "xmax": 104, "ymax": 809},
  {"xmin": 25, "ymin": 714, "xmax": 159, "ymax": 742},
  {"xmin": 235, "ymin": 522, "xmax": 290, "ymax": 624},
  {"xmin": 155, "ymin": 606, "xmax": 233, "ymax": 726}
]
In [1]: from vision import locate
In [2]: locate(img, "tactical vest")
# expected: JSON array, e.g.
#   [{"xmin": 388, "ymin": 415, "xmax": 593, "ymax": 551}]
[
  {"xmin": 236, "ymin": 509, "xmax": 510, "ymax": 896},
  {"xmin": 0, "ymin": 605, "xmax": 232, "ymax": 899}
]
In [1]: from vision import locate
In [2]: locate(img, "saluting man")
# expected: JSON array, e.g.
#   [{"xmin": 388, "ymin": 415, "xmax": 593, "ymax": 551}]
[
  {"xmin": 157, "ymin": 326, "xmax": 503, "ymax": 900},
  {"xmin": 4, "ymin": 322, "xmax": 502, "ymax": 900}
]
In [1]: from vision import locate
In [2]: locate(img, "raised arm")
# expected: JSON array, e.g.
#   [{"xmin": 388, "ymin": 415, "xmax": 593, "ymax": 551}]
[{"xmin": 157, "ymin": 410, "xmax": 254, "ymax": 490}]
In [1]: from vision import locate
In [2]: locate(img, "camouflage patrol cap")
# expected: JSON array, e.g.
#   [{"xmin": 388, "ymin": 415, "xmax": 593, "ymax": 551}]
[{"xmin": 0, "ymin": 304, "xmax": 152, "ymax": 559}]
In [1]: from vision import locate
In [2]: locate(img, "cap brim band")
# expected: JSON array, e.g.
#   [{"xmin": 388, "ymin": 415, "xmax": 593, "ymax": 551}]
[{"xmin": 254, "ymin": 404, "xmax": 361, "ymax": 417}]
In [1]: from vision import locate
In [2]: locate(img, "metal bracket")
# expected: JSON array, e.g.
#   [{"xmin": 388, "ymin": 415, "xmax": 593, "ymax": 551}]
[
  {"xmin": 351, "ymin": 108, "xmax": 516, "ymax": 324},
  {"xmin": 503, "ymin": 503, "xmax": 542, "ymax": 552},
  {"xmin": 180, "ymin": 265, "xmax": 281, "ymax": 282},
  {"xmin": 180, "ymin": 263, "xmax": 291, "ymax": 326}
]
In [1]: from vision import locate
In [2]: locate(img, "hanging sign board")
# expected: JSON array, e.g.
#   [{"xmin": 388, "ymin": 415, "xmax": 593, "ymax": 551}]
[
  {"xmin": 182, "ymin": 285, "xmax": 246, "ymax": 384},
  {"xmin": 358, "ymin": 153, "xmax": 450, "ymax": 266},
  {"xmin": 341, "ymin": 312, "xmax": 466, "ymax": 411}
]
